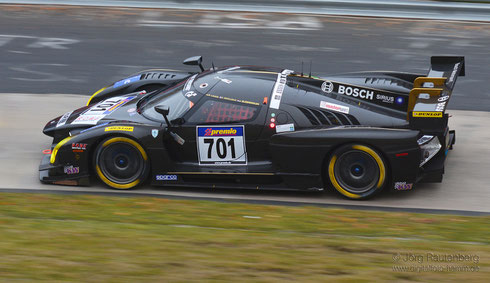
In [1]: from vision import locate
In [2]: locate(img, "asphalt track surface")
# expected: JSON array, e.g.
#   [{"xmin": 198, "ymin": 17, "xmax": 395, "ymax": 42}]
[{"xmin": 1, "ymin": 5, "xmax": 489, "ymax": 213}]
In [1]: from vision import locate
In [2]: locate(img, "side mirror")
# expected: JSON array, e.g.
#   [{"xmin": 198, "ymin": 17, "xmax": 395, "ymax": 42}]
[
  {"xmin": 154, "ymin": 105, "xmax": 171, "ymax": 126},
  {"xmin": 155, "ymin": 105, "xmax": 169, "ymax": 116},
  {"xmin": 154, "ymin": 105, "xmax": 186, "ymax": 145},
  {"xmin": 183, "ymin": 56, "xmax": 204, "ymax": 72}
]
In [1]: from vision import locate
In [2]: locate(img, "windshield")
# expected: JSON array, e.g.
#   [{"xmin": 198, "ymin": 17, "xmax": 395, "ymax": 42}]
[{"xmin": 141, "ymin": 84, "xmax": 191, "ymax": 122}]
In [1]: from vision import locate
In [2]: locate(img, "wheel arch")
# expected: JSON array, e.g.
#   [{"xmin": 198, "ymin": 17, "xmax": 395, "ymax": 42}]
[
  {"xmin": 91, "ymin": 133, "xmax": 151, "ymax": 189},
  {"xmin": 270, "ymin": 126, "xmax": 419, "ymax": 193},
  {"xmin": 88, "ymin": 132, "xmax": 151, "ymax": 173},
  {"xmin": 320, "ymin": 141, "xmax": 392, "ymax": 198}
]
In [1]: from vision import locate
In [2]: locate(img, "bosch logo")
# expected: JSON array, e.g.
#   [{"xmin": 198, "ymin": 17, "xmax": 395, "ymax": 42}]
[
  {"xmin": 338, "ymin": 85, "xmax": 374, "ymax": 100},
  {"xmin": 321, "ymin": 81, "xmax": 334, "ymax": 93}
]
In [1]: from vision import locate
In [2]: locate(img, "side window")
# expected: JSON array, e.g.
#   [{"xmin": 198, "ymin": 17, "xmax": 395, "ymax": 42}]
[{"xmin": 187, "ymin": 100, "xmax": 258, "ymax": 124}]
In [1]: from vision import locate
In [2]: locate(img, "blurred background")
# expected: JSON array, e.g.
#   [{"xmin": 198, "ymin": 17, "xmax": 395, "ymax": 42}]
[{"xmin": 1, "ymin": 0, "xmax": 490, "ymax": 110}]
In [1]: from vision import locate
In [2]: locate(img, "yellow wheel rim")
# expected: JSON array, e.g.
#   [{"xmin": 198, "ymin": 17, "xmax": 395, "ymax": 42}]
[
  {"xmin": 95, "ymin": 137, "xmax": 147, "ymax": 190},
  {"xmin": 328, "ymin": 145, "xmax": 385, "ymax": 199}
]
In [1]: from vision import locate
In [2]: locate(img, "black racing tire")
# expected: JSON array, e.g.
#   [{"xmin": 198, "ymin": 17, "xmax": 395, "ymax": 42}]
[
  {"xmin": 327, "ymin": 144, "xmax": 387, "ymax": 200},
  {"xmin": 94, "ymin": 137, "xmax": 149, "ymax": 190}
]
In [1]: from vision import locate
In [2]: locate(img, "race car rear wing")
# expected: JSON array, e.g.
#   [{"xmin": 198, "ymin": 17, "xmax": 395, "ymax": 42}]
[{"xmin": 408, "ymin": 56, "xmax": 465, "ymax": 131}]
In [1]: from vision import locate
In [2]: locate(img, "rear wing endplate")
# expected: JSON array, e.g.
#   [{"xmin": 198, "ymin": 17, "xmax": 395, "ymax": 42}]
[{"xmin": 407, "ymin": 56, "xmax": 465, "ymax": 131}]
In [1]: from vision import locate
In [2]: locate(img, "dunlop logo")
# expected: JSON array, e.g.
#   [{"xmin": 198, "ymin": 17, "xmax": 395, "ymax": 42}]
[
  {"xmin": 105, "ymin": 126, "xmax": 134, "ymax": 132},
  {"xmin": 412, "ymin": 112, "xmax": 443, "ymax": 118}
]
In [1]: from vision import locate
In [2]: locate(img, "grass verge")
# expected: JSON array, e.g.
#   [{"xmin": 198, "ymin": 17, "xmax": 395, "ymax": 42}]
[{"xmin": 0, "ymin": 192, "xmax": 488, "ymax": 282}]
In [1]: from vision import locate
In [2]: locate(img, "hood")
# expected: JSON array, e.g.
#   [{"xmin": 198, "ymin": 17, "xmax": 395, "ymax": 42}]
[{"xmin": 43, "ymin": 93, "xmax": 150, "ymax": 137}]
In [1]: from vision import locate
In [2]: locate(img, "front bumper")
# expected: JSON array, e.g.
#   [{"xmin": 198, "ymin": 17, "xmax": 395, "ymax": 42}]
[{"xmin": 39, "ymin": 153, "xmax": 90, "ymax": 186}]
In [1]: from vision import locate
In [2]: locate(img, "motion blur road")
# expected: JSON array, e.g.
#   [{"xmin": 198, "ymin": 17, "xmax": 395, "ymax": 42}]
[{"xmin": 0, "ymin": 5, "xmax": 489, "ymax": 213}]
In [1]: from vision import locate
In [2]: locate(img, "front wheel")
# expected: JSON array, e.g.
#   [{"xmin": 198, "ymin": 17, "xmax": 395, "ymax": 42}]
[
  {"xmin": 94, "ymin": 137, "xmax": 149, "ymax": 190},
  {"xmin": 327, "ymin": 144, "xmax": 387, "ymax": 200}
]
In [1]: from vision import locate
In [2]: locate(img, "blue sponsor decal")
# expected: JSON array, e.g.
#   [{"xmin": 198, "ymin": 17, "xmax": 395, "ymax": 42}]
[
  {"xmin": 113, "ymin": 75, "xmax": 141, "ymax": 88},
  {"xmin": 102, "ymin": 96, "xmax": 136, "ymax": 115},
  {"xmin": 156, "ymin": 175, "xmax": 178, "ymax": 181},
  {"xmin": 395, "ymin": 96, "xmax": 405, "ymax": 105},
  {"xmin": 197, "ymin": 126, "xmax": 244, "ymax": 137}
]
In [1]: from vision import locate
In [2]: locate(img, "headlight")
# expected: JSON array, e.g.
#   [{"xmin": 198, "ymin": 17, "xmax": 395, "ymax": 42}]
[{"xmin": 417, "ymin": 135, "xmax": 441, "ymax": 166}]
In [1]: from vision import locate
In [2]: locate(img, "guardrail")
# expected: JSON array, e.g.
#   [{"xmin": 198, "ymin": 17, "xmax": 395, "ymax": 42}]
[{"xmin": 1, "ymin": 0, "xmax": 489, "ymax": 21}]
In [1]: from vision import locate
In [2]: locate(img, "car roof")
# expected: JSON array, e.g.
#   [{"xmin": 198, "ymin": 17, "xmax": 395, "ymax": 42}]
[{"xmin": 191, "ymin": 66, "xmax": 285, "ymax": 107}]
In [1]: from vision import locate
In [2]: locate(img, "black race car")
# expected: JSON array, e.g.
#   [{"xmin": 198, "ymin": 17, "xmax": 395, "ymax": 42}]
[{"xmin": 40, "ymin": 56, "xmax": 464, "ymax": 199}]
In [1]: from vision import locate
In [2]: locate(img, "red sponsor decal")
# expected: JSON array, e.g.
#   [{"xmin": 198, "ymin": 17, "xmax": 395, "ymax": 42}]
[{"xmin": 72, "ymin": 143, "xmax": 87, "ymax": 152}]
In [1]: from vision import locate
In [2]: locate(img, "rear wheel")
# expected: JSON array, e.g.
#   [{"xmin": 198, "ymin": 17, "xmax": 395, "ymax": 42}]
[
  {"xmin": 327, "ymin": 144, "xmax": 386, "ymax": 200},
  {"xmin": 94, "ymin": 137, "xmax": 149, "ymax": 189}
]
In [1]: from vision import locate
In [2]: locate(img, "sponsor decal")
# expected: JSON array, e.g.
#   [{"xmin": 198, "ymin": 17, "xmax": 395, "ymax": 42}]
[
  {"xmin": 199, "ymin": 83, "xmax": 208, "ymax": 88},
  {"xmin": 448, "ymin": 63, "xmax": 460, "ymax": 84},
  {"xmin": 270, "ymin": 69, "xmax": 294, "ymax": 109},
  {"xmin": 276, "ymin": 123, "xmax": 295, "ymax": 133},
  {"xmin": 72, "ymin": 143, "xmax": 87, "ymax": 152},
  {"xmin": 56, "ymin": 111, "xmax": 73, "ymax": 127},
  {"xmin": 215, "ymin": 76, "xmax": 232, "ymax": 84},
  {"xmin": 197, "ymin": 126, "xmax": 247, "ymax": 165},
  {"xmin": 434, "ymin": 96, "xmax": 449, "ymax": 112},
  {"xmin": 152, "ymin": 129, "xmax": 159, "ymax": 138},
  {"xmin": 412, "ymin": 111, "xmax": 443, "ymax": 118},
  {"xmin": 113, "ymin": 75, "xmax": 141, "ymax": 88},
  {"xmin": 184, "ymin": 74, "xmax": 197, "ymax": 91},
  {"xmin": 435, "ymin": 101, "xmax": 447, "ymax": 112},
  {"xmin": 72, "ymin": 96, "xmax": 136, "ymax": 125},
  {"xmin": 395, "ymin": 96, "xmax": 405, "ymax": 105},
  {"xmin": 156, "ymin": 174, "xmax": 178, "ymax": 181},
  {"xmin": 72, "ymin": 115, "xmax": 105, "ymax": 124},
  {"xmin": 104, "ymin": 126, "xmax": 134, "ymax": 132},
  {"xmin": 320, "ymin": 101, "xmax": 349, "ymax": 114},
  {"xmin": 394, "ymin": 182, "xmax": 413, "ymax": 191},
  {"xmin": 101, "ymin": 97, "xmax": 136, "ymax": 115},
  {"xmin": 338, "ymin": 85, "xmax": 374, "ymax": 100},
  {"xmin": 127, "ymin": 108, "xmax": 136, "ymax": 113},
  {"xmin": 42, "ymin": 149, "xmax": 52, "ymax": 155},
  {"xmin": 438, "ymin": 95, "xmax": 449, "ymax": 102},
  {"xmin": 205, "ymin": 93, "xmax": 259, "ymax": 106},
  {"xmin": 376, "ymin": 94, "xmax": 394, "ymax": 104},
  {"xmin": 201, "ymin": 127, "xmax": 239, "ymax": 137},
  {"xmin": 321, "ymin": 81, "xmax": 334, "ymax": 93},
  {"xmin": 64, "ymin": 165, "xmax": 79, "ymax": 175},
  {"xmin": 185, "ymin": 91, "xmax": 197, "ymax": 98}
]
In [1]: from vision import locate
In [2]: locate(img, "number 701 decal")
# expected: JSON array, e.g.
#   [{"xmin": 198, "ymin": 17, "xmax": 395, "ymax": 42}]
[{"xmin": 197, "ymin": 126, "xmax": 247, "ymax": 165}]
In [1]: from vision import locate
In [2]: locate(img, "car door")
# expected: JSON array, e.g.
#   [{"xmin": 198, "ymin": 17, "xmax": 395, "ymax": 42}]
[{"xmin": 163, "ymin": 95, "xmax": 270, "ymax": 173}]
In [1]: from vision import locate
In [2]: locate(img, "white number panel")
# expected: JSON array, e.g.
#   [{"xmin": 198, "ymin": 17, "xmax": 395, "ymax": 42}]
[{"xmin": 196, "ymin": 126, "xmax": 247, "ymax": 165}]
